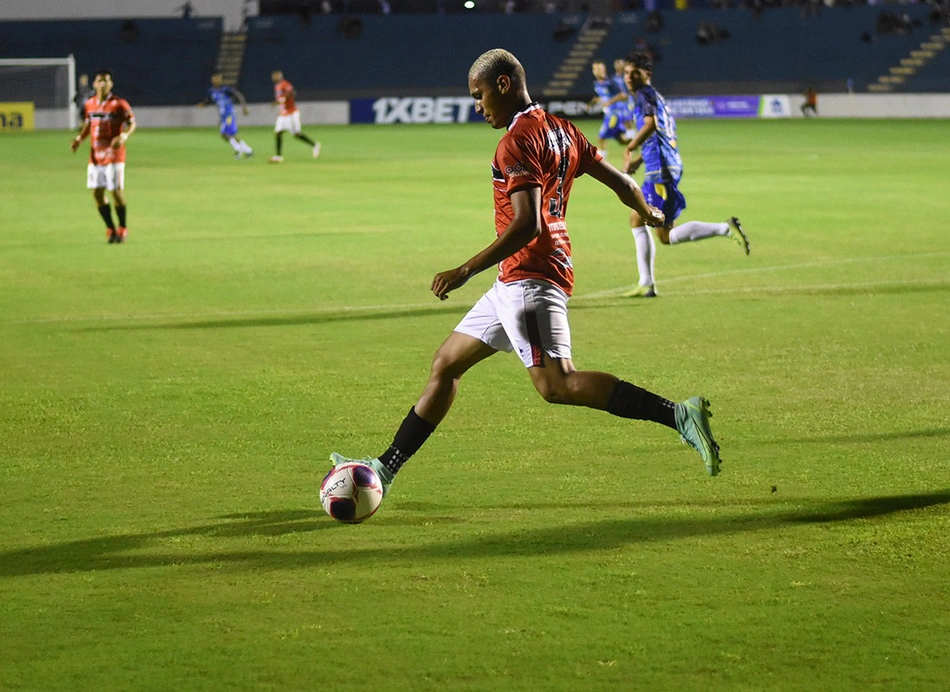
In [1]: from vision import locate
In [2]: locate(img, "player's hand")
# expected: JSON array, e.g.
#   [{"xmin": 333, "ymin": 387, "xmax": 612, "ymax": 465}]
[
  {"xmin": 642, "ymin": 205, "xmax": 665, "ymax": 228},
  {"xmin": 70, "ymin": 137, "xmax": 81, "ymax": 153},
  {"xmin": 431, "ymin": 266, "xmax": 471, "ymax": 301},
  {"xmin": 110, "ymin": 134, "xmax": 126, "ymax": 149}
]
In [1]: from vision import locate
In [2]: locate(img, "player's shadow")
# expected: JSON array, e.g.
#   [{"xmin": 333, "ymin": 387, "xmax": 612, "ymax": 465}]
[
  {"xmin": 78, "ymin": 304, "xmax": 467, "ymax": 332},
  {"xmin": 755, "ymin": 427, "xmax": 950, "ymax": 446},
  {"xmin": 1, "ymin": 491, "xmax": 948, "ymax": 578},
  {"xmin": 77, "ymin": 294, "xmax": 650, "ymax": 333}
]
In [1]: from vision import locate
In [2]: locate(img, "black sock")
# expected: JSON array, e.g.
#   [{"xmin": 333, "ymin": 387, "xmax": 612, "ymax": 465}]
[
  {"xmin": 379, "ymin": 407, "xmax": 436, "ymax": 476},
  {"xmin": 115, "ymin": 205, "xmax": 127, "ymax": 227},
  {"xmin": 295, "ymin": 133, "xmax": 316, "ymax": 147},
  {"xmin": 97, "ymin": 204, "xmax": 115, "ymax": 230},
  {"xmin": 275, "ymin": 132, "xmax": 283, "ymax": 156},
  {"xmin": 607, "ymin": 380, "xmax": 677, "ymax": 430}
]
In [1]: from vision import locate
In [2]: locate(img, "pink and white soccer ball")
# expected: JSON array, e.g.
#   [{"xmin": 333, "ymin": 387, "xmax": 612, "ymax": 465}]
[{"xmin": 320, "ymin": 463, "xmax": 384, "ymax": 524}]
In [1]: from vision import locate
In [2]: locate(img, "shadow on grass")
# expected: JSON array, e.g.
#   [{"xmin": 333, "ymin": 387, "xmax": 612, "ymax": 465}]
[
  {"xmin": 74, "ymin": 295, "xmax": 638, "ymax": 333},
  {"xmin": 2, "ymin": 491, "xmax": 948, "ymax": 577},
  {"xmin": 757, "ymin": 427, "xmax": 950, "ymax": 446},
  {"xmin": 77, "ymin": 305, "xmax": 467, "ymax": 332}
]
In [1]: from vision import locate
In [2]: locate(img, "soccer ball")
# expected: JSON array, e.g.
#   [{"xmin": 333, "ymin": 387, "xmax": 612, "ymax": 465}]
[{"xmin": 320, "ymin": 462, "xmax": 384, "ymax": 524}]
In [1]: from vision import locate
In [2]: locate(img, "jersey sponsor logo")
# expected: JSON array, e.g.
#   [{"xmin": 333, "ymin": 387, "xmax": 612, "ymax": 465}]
[
  {"xmin": 88, "ymin": 111, "xmax": 126, "ymax": 121},
  {"xmin": 351, "ymin": 97, "xmax": 480, "ymax": 124},
  {"xmin": 505, "ymin": 161, "xmax": 529, "ymax": 177}
]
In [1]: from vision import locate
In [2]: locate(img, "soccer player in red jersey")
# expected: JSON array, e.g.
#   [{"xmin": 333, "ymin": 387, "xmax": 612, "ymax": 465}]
[
  {"xmin": 70, "ymin": 70, "xmax": 136, "ymax": 244},
  {"xmin": 330, "ymin": 49, "xmax": 723, "ymax": 507},
  {"xmin": 269, "ymin": 70, "xmax": 320, "ymax": 162}
]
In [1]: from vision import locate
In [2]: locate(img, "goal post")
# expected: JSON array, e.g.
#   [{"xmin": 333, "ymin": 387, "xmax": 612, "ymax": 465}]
[{"xmin": 0, "ymin": 55, "xmax": 77, "ymax": 130}]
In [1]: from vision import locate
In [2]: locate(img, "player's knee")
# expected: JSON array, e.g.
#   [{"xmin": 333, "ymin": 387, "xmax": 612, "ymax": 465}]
[
  {"xmin": 430, "ymin": 347, "xmax": 463, "ymax": 383},
  {"xmin": 533, "ymin": 377, "xmax": 571, "ymax": 405}
]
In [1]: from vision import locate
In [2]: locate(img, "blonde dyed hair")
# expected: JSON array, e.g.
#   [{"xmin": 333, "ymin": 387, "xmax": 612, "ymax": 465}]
[{"xmin": 468, "ymin": 49, "xmax": 526, "ymax": 88}]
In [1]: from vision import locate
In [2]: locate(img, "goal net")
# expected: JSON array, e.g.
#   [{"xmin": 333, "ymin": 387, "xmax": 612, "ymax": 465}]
[{"xmin": 0, "ymin": 56, "xmax": 76, "ymax": 130}]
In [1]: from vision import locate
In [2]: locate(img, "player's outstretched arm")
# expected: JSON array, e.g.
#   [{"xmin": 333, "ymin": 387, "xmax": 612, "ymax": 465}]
[
  {"xmin": 622, "ymin": 114, "xmax": 655, "ymax": 173},
  {"xmin": 431, "ymin": 186, "xmax": 542, "ymax": 301},
  {"xmin": 586, "ymin": 158, "xmax": 664, "ymax": 227},
  {"xmin": 71, "ymin": 122, "xmax": 90, "ymax": 153},
  {"xmin": 232, "ymin": 88, "xmax": 250, "ymax": 115}
]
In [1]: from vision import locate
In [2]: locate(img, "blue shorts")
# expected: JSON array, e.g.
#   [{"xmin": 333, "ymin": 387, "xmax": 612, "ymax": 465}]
[
  {"xmin": 219, "ymin": 115, "xmax": 238, "ymax": 137},
  {"xmin": 599, "ymin": 113, "xmax": 628, "ymax": 141},
  {"xmin": 643, "ymin": 180, "xmax": 687, "ymax": 225}
]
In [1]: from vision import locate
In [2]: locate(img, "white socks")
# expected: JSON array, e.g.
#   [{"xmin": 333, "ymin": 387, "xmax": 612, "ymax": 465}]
[
  {"xmin": 631, "ymin": 226, "xmax": 655, "ymax": 287},
  {"xmin": 669, "ymin": 221, "xmax": 729, "ymax": 244},
  {"xmin": 228, "ymin": 137, "xmax": 254, "ymax": 154}
]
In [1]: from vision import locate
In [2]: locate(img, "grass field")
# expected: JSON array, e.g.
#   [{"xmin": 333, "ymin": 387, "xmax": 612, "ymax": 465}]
[{"xmin": 1, "ymin": 119, "xmax": 949, "ymax": 691}]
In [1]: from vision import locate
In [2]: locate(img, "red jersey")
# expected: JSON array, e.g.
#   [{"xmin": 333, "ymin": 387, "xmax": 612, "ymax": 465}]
[
  {"xmin": 274, "ymin": 79, "xmax": 297, "ymax": 116},
  {"xmin": 83, "ymin": 93, "xmax": 134, "ymax": 165},
  {"xmin": 492, "ymin": 104, "xmax": 600, "ymax": 296}
]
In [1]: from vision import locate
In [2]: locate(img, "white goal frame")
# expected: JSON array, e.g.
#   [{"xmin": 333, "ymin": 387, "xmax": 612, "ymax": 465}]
[{"xmin": 0, "ymin": 55, "xmax": 77, "ymax": 129}]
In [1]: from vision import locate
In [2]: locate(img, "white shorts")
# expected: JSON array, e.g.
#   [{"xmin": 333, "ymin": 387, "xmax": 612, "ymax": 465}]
[
  {"xmin": 275, "ymin": 111, "xmax": 302, "ymax": 134},
  {"xmin": 455, "ymin": 279, "xmax": 572, "ymax": 368},
  {"xmin": 86, "ymin": 162, "xmax": 125, "ymax": 191}
]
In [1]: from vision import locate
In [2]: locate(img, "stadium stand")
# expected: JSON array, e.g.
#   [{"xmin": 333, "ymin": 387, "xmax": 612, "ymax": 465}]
[
  {"xmin": 238, "ymin": 13, "xmax": 578, "ymax": 101},
  {"xmin": 596, "ymin": 5, "xmax": 935, "ymax": 95},
  {"xmin": 0, "ymin": 17, "xmax": 222, "ymax": 105},
  {"xmin": 1, "ymin": 6, "xmax": 946, "ymax": 107},
  {"xmin": 884, "ymin": 24, "xmax": 950, "ymax": 93}
]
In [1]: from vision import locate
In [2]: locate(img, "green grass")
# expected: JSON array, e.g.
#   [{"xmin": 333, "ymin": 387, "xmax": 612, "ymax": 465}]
[{"xmin": 1, "ymin": 119, "xmax": 949, "ymax": 691}]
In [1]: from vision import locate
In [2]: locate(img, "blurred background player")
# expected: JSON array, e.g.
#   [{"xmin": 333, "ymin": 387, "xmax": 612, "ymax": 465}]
[
  {"xmin": 587, "ymin": 59, "xmax": 630, "ymax": 159},
  {"xmin": 621, "ymin": 52, "xmax": 749, "ymax": 298},
  {"xmin": 198, "ymin": 72, "xmax": 254, "ymax": 160},
  {"xmin": 73, "ymin": 73, "xmax": 95, "ymax": 130},
  {"xmin": 269, "ymin": 70, "xmax": 320, "ymax": 163},
  {"xmin": 801, "ymin": 86, "xmax": 818, "ymax": 117},
  {"xmin": 70, "ymin": 69, "xmax": 135, "ymax": 244}
]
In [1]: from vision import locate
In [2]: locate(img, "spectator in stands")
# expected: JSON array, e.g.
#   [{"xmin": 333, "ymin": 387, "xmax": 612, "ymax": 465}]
[
  {"xmin": 696, "ymin": 20, "xmax": 730, "ymax": 45},
  {"xmin": 120, "ymin": 19, "xmax": 139, "ymax": 44},
  {"xmin": 198, "ymin": 72, "xmax": 254, "ymax": 160},
  {"xmin": 801, "ymin": 86, "xmax": 818, "ymax": 117},
  {"xmin": 70, "ymin": 70, "xmax": 136, "ymax": 244},
  {"xmin": 270, "ymin": 70, "xmax": 321, "ymax": 162},
  {"xmin": 620, "ymin": 52, "xmax": 749, "ymax": 298},
  {"xmin": 646, "ymin": 10, "xmax": 663, "ymax": 34},
  {"xmin": 178, "ymin": 2, "xmax": 194, "ymax": 19},
  {"xmin": 876, "ymin": 10, "xmax": 913, "ymax": 36}
]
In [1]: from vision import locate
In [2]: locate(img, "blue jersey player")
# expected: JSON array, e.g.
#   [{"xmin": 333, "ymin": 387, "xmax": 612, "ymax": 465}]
[
  {"xmin": 587, "ymin": 60, "xmax": 630, "ymax": 159},
  {"xmin": 621, "ymin": 52, "xmax": 749, "ymax": 298},
  {"xmin": 198, "ymin": 72, "xmax": 254, "ymax": 160}
]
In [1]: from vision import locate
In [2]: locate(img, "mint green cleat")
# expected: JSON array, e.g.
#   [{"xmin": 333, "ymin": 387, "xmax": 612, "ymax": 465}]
[
  {"xmin": 621, "ymin": 283, "xmax": 657, "ymax": 298},
  {"xmin": 727, "ymin": 217, "xmax": 750, "ymax": 255},
  {"xmin": 674, "ymin": 396, "xmax": 722, "ymax": 476},
  {"xmin": 329, "ymin": 452, "xmax": 394, "ymax": 497}
]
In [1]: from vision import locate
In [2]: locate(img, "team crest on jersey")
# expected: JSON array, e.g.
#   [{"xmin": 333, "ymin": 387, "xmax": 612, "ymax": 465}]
[{"xmin": 546, "ymin": 128, "xmax": 572, "ymax": 154}]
